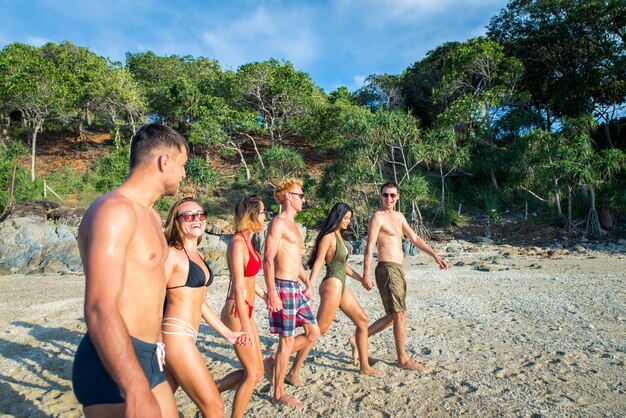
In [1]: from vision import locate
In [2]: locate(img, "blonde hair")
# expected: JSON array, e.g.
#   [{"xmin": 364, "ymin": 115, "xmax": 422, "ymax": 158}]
[
  {"xmin": 274, "ymin": 178, "xmax": 303, "ymax": 205},
  {"xmin": 233, "ymin": 196, "xmax": 264, "ymax": 233},
  {"xmin": 164, "ymin": 197, "xmax": 204, "ymax": 249}
]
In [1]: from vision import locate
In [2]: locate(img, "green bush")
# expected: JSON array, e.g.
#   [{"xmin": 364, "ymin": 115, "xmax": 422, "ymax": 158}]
[
  {"xmin": 91, "ymin": 146, "xmax": 130, "ymax": 193},
  {"xmin": 256, "ymin": 147, "xmax": 305, "ymax": 185},
  {"xmin": 185, "ymin": 157, "xmax": 217, "ymax": 191}
]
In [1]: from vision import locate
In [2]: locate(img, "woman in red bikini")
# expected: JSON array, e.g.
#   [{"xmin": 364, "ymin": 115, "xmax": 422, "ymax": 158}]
[
  {"xmin": 218, "ymin": 195, "xmax": 268, "ymax": 418},
  {"xmin": 162, "ymin": 197, "xmax": 250, "ymax": 417}
]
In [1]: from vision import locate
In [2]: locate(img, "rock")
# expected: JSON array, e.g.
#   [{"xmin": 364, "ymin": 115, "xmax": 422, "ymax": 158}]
[{"xmin": 473, "ymin": 237, "xmax": 494, "ymax": 245}]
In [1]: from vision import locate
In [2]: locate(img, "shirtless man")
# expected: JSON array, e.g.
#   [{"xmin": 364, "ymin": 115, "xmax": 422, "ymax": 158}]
[
  {"xmin": 72, "ymin": 123, "xmax": 188, "ymax": 418},
  {"xmin": 264, "ymin": 178, "xmax": 321, "ymax": 408},
  {"xmin": 357, "ymin": 181, "xmax": 448, "ymax": 370}
]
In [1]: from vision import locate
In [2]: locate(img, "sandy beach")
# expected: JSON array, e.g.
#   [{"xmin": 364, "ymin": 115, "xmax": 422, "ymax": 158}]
[{"xmin": 1, "ymin": 244, "xmax": 625, "ymax": 417}]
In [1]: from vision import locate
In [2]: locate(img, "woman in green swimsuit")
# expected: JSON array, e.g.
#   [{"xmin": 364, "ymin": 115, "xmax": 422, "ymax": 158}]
[{"xmin": 286, "ymin": 202, "xmax": 383, "ymax": 384}]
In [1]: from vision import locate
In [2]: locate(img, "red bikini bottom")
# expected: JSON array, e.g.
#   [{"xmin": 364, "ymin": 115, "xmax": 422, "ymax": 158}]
[{"xmin": 226, "ymin": 297, "xmax": 254, "ymax": 319}]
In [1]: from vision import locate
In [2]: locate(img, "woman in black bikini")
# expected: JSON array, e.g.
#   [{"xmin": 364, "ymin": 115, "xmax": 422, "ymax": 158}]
[
  {"xmin": 217, "ymin": 196, "xmax": 268, "ymax": 418},
  {"xmin": 287, "ymin": 202, "xmax": 383, "ymax": 384},
  {"xmin": 162, "ymin": 197, "xmax": 250, "ymax": 417}
]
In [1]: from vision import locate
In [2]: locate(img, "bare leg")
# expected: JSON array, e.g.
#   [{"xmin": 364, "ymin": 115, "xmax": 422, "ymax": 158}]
[
  {"xmin": 273, "ymin": 335, "xmax": 304, "ymax": 408},
  {"xmin": 349, "ymin": 314, "xmax": 393, "ymax": 365},
  {"xmin": 339, "ymin": 289, "xmax": 383, "ymax": 376},
  {"xmin": 288, "ymin": 279, "xmax": 342, "ymax": 384},
  {"xmin": 392, "ymin": 311, "xmax": 428, "ymax": 371},
  {"xmin": 164, "ymin": 335, "xmax": 224, "ymax": 417},
  {"xmin": 230, "ymin": 321, "xmax": 264, "ymax": 418}
]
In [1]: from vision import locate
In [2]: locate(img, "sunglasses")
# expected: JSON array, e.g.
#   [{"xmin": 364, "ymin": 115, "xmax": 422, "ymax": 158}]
[
  {"xmin": 259, "ymin": 210, "xmax": 268, "ymax": 215},
  {"xmin": 288, "ymin": 192, "xmax": 305, "ymax": 199},
  {"xmin": 382, "ymin": 193, "xmax": 398, "ymax": 199},
  {"xmin": 177, "ymin": 211, "xmax": 207, "ymax": 222}
]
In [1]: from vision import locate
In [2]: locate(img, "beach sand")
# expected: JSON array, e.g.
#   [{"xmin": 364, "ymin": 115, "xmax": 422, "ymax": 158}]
[{"xmin": 1, "ymin": 246, "xmax": 624, "ymax": 417}]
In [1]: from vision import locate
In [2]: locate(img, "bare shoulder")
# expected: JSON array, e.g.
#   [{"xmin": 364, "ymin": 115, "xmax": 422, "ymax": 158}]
[
  {"xmin": 267, "ymin": 216, "xmax": 288, "ymax": 233},
  {"xmin": 80, "ymin": 192, "xmax": 136, "ymax": 235},
  {"xmin": 370, "ymin": 211, "xmax": 385, "ymax": 224},
  {"xmin": 394, "ymin": 211, "xmax": 408, "ymax": 223}
]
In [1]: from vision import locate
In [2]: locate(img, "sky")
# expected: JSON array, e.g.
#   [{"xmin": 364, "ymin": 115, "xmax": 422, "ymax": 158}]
[{"xmin": 1, "ymin": 0, "xmax": 508, "ymax": 93}]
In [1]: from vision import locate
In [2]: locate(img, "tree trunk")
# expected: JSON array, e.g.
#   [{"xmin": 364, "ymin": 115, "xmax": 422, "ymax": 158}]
[
  {"xmin": 585, "ymin": 188, "xmax": 604, "ymax": 237},
  {"xmin": 30, "ymin": 120, "xmax": 43, "ymax": 182},
  {"xmin": 85, "ymin": 102, "xmax": 92, "ymax": 127},
  {"xmin": 230, "ymin": 142, "xmax": 251, "ymax": 181},
  {"xmin": 552, "ymin": 178, "xmax": 562, "ymax": 217},
  {"xmin": 602, "ymin": 123, "xmax": 614, "ymax": 148},
  {"xmin": 245, "ymin": 133, "xmax": 265, "ymax": 169},
  {"xmin": 489, "ymin": 167, "xmax": 498, "ymax": 189}
]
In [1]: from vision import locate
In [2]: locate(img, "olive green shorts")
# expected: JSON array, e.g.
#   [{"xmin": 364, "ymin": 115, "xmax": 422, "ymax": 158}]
[{"xmin": 375, "ymin": 261, "xmax": 407, "ymax": 315}]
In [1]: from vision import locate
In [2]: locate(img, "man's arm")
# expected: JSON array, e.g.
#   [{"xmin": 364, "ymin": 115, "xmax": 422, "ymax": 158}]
[
  {"xmin": 401, "ymin": 214, "xmax": 448, "ymax": 270},
  {"xmin": 362, "ymin": 214, "xmax": 381, "ymax": 288},
  {"xmin": 81, "ymin": 198, "xmax": 161, "ymax": 416},
  {"xmin": 263, "ymin": 219, "xmax": 283, "ymax": 312}
]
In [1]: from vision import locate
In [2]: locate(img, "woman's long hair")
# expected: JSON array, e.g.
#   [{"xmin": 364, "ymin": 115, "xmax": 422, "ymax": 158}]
[{"xmin": 307, "ymin": 202, "xmax": 352, "ymax": 268}]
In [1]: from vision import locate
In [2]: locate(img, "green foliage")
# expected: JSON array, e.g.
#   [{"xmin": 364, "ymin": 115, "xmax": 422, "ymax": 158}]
[
  {"xmin": 45, "ymin": 166, "xmax": 92, "ymax": 197},
  {"xmin": 0, "ymin": 140, "xmax": 41, "ymax": 213},
  {"xmin": 185, "ymin": 157, "xmax": 217, "ymax": 191},
  {"xmin": 257, "ymin": 146, "xmax": 305, "ymax": 185},
  {"xmin": 91, "ymin": 146, "xmax": 130, "ymax": 193}
]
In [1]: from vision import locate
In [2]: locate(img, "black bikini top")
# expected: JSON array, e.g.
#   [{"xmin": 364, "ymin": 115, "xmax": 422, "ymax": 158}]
[{"xmin": 167, "ymin": 248, "xmax": 214, "ymax": 290}]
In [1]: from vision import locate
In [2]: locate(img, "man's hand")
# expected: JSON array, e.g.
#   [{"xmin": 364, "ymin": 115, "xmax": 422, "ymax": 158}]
[
  {"xmin": 268, "ymin": 290, "xmax": 283, "ymax": 312},
  {"xmin": 230, "ymin": 330, "xmax": 252, "ymax": 346},
  {"xmin": 304, "ymin": 285, "xmax": 313, "ymax": 301},
  {"xmin": 125, "ymin": 387, "xmax": 162, "ymax": 418},
  {"xmin": 362, "ymin": 272, "xmax": 375, "ymax": 290},
  {"xmin": 434, "ymin": 255, "xmax": 448, "ymax": 270}
]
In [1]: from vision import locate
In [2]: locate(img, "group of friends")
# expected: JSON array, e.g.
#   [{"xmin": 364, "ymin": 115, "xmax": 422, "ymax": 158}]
[{"xmin": 71, "ymin": 123, "xmax": 448, "ymax": 417}]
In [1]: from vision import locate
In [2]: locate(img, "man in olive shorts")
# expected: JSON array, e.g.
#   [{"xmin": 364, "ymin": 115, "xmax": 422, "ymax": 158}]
[{"xmin": 360, "ymin": 181, "xmax": 448, "ymax": 370}]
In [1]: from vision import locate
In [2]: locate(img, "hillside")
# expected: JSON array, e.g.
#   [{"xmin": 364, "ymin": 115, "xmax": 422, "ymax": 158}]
[{"xmin": 13, "ymin": 130, "xmax": 623, "ymax": 247}]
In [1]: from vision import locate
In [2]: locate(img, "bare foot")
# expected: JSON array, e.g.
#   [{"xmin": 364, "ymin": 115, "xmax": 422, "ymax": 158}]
[
  {"xmin": 360, "ymin": 366, "xmax": 384, "ymax": 376},
  {"xmin": 285, "ymin": 372, "xmax": 303, "ymax": 387},
  {"xmin": 349, "ymin": 336, "xmax": 359, "ymax": 365},
  {"xmin": 397, "ymin": 359, "xmax": 430, "ymax": 372},
  {"xmin": 272, "ymin": 394, "xmax": 305, "ymax": 409},
  {"xmin": 264, "ymin": 357, "xmax": 275, "ymax": 386}
]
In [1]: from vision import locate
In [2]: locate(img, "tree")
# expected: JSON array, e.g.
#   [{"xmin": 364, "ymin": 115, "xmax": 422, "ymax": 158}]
[
  {"xmin": 96, "ymin": 65, "xmax": 146, "ymax": 147},
  {"xmin": 488, "ymin": 0, "xmax": 626, "ymax": 142},
  {"xmin": 0, "ymin": 43, "xmax": 66, "ymax": 181},
  {"xmin": 235, "ymin": 59, "xmax": 318, "ymax": 145},
  {"xmin": 401, "ymin": 42, "xmax": 462, "ymax": 128},
  {"xmin": 354, "ymin": 74, "xmax": 404, "ymax": 111},
  {"xmin": 41, "ymin": 42, "xmax": 110, "ymax": 130},
  {"xmin": 434, "ymin": 37, "xmax": 524, "ymax": 189},
  {"xmin": 190, "ymin": 97, "xmax": 264, "ymax": 181},
  {"xmin": 127, "ymin": 52, "xmax": 223, "ymax": 132}
]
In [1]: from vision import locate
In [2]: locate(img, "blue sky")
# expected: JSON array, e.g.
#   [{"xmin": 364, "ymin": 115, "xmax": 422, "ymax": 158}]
[{"xmin": 1, "ymin": 0, "xmax": 508, "ymax": 92}]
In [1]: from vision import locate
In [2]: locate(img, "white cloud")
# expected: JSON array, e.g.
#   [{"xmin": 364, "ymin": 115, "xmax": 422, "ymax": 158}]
[
  {"xmin": 353, "ymin": 75, "xmax": 366, "ymax": 89},
  {"xmin": 24, "ymin": 36, "xmax": 51, "ymax": 47},
  {"xmin": 200, "ymin": 5, "xmax": 319, "ymax": 70}
]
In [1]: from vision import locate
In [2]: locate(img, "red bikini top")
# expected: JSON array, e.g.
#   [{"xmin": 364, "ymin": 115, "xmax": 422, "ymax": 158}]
[{"xmin": 240, "ymin": 232, "xmax": 261, "ymax": 277}]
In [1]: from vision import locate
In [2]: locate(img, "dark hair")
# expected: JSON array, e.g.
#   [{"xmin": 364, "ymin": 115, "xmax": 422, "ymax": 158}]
[
  {"xmin": 307, "ymin": 202, "xmax": 352, "ymax": 268},
  {"xmin": 130, "ymin": 123, "xmax": 189, "ymax": 169},
  {"xmin": 233, "ymin": 195, "xmax": 264, "ymax": 233},
  {"xmin": 164, "ymin": 197, "xmax": 203, "ymax": 249},
  {"xmin": 380, "ymin": 181, "xmax": 399, "ymax": 193}
]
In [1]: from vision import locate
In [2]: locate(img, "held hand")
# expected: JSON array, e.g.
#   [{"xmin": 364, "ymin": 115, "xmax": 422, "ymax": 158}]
[
  {"xmin": 362, "ymin": 272, "xmax": 375, "ymax": 291},
  {"xmin": 304, "ymin": 285, "xmax": 313, "ymax": 301},
  {"xmin": 435, "ymin": 255, "xmax": 448, "ymax": 270},
  {"xmin": 268, "ymin": 291, "xmax": 283, "ymax": 312},
  {"xmin": 231, "ymin": 330, "xmax": 252, "ymax": 346},
  {"xmin": 125, "ymin": 387, "xmax": 162, "ymax": 418}
]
